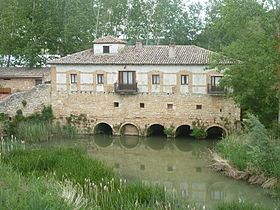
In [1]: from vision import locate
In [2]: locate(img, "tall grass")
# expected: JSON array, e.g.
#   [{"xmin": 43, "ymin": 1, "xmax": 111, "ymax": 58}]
[
  {"xmin": 215, "ymin": 201, "xmax": 271, "ymax": 210},
  {"xmin": 15, "ymin": 121, "xmax": 77, "ymax": 142},
  {"xmin": 0, "ymin": 162, "xmax": 70, "ymax": 210},
  {"xmin": 215, "ymin": 114, "xmax": 280, "ymax": 178},
  {"xmin": 1, "ymin": 147, "xmax": 170, "ymax": 209}
]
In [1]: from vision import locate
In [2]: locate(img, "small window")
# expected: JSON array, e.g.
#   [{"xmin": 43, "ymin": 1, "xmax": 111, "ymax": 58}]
[
  {"xmin": 167, "ymin": 104, "xmax": 173, "ymax": 109},
  {"xmin": 103, "ymin": 46, "xmax": 110, "ymax": 53},
  {"xmin": 196, "ymin": 105, "xmax": 202, "ymax": 109},
  {"xmin": 181, "ymin": 75, "xmax": 189, "ymax": 85},
  {"xmin": 3, "ymin": 78, "xmax": 11, "ymax": 80},
  {"xmin": 70, "ymin": 74, "xmax": 77, "ymax": 84},
  {"xmin": 35, "ymin": 79, "xmax": 42, "ymax": 85},
  {"xmin": 97, "ymin": 74, "xmax": 104, "ymax": 84},
  {"xmin": 140, "ymin": 164, "xmax": 145, "ymax": 170},
  {"xmin": 152, "ymin": 74, "xmax": 160, "ymax": 85},
  {"xmin": 114, "ymin": 102, "xmax": 119, "ymax": 107},
  {"xmin": 140, "ymin": 103, "xmax": 145, "ymax": 108}
]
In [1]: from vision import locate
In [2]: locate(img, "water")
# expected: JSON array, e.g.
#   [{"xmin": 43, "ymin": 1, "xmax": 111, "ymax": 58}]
[{"xmin": 36, "ymin": 135, "xmax": 280, "ymax": 209}]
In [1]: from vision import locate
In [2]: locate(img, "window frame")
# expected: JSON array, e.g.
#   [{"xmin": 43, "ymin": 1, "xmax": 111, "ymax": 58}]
[
  {"xmin": 152, "ymin": 74, "xmax": 160, "ymax": 85},
  {"xmin": 181, "ymin": 74, "xmax": 189, "ymax": 85},
  {"xmin": 97, "ymin": 74, "xmax": 104, "ymax": 84},
  {"xmin": 35, "ymin": 79, "xmax": 43, "ymax": 85},
  {"xmin": 70, "ymin": 74, "xmax": 77, "ymax": 84},
  {"xmin": 103, "ymin": 46, "xmax": 110, "ymax": 53},
  {"xmin": 211, "ymin": 76, "xmax": 223, "ymax": 86}
]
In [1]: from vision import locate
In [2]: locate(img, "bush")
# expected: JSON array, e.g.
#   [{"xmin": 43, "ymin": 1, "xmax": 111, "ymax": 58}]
[{"xmin": 190, "ymin": 120, "xmax": 207, "ymax": 139}]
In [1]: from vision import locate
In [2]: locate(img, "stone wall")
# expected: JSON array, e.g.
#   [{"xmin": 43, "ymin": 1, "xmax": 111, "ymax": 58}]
[
  {"xmin": 51, "ymin": 91, "xmax": 240, "ymax": 135},
  {"xmin": 0, "ymin": 84, "xmax": 51, "ymax": 116}
]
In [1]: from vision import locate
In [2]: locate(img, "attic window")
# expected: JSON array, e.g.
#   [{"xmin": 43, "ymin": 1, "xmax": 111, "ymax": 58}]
[{"xmin": 103, "ymin": 46, "xmax": 110, "ymax": 53}]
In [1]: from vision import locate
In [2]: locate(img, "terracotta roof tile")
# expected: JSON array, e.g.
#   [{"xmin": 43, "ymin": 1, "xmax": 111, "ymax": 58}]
[
  {"xmin": 49, "ymin": 45, "xmax": 220, "ymax": 65},
  {"xmin": 92, "ymin": 36, "xmax": 127, "ymax": 44},
  {"xmin": 0, "ymin": 67, "xmax": 50, "ymax": 78}
]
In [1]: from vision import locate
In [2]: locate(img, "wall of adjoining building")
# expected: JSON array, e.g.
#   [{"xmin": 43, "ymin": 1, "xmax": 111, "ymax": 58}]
[{"xmin": 0, "ymin": 84, "xmax": 51, "ymax": 116}]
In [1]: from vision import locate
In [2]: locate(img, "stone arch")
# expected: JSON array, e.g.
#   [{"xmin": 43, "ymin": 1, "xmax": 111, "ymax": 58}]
[
  {"xmin": 94, "ymin": 122, "xmax": 113, "ymax": 135},
  {"xmin": 120, "ymin": 123, "xmax": 139, "ymax": 136},
  {"xmin": 206, "ymin": 126, "xmax": 226, "ymax": 139},
  {"xmin": 147, "ymin": 124, "xmax": 166, "ymax": 136},
  {"xmin": 175, "ymin": 125, "xmax": 192, "ymax": 137}
]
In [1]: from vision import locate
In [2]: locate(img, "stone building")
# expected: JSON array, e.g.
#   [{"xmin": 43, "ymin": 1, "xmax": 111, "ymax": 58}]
[
  {"xmin": 0, "ymin": 67, "xmax": 50, "ymax": 96},
  {"xmin": 49, "ymin": 36, "xmax": 240, "ymax": 137}
]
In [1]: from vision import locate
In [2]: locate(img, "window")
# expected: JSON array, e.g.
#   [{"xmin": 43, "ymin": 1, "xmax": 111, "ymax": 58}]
[
  {"xmin": 196, "ymin": 105, "xmax": 202, "ymax": 109},
  {"xmin": 3, "ymin": 78, "xmax": 11, "ymax": 80},
  {"xmin": 140, "ymin": 103, "xmax": 145, "ymax": 108},
  {"xmin": 167, "ymin": 104, "xmax": 173, "ymax": 109},
  {"xmin": 70, "ymin": 74, "xmax": 77, "ymax": 84},
  {"xmin": 181, "ymin": 75, "xmax": 189, "ymax": 85},
  {"xmin": 103, "ymin": 46, "xmax": 110, "ymax": 53},
  {"xmin": 211, "ymin": 76, "xmax": 223, "ymax": 86},
  {"xmin": 97, "ymin": 74, "xmax": 104, "ymax": 84},
  {"xmin": 114, "ymin": 102, "xmax": 119, "ymax": 107},
  {"xmin": 152, "ymin": 74, "xmax": 160, "ymax": 85},
  {"xmin": 35, "ymin": 79, "xmax": 42, "ymax": 85},
  {"xmin": 120, "ymin": 71, "xmax": 134, "ymax": 84}
]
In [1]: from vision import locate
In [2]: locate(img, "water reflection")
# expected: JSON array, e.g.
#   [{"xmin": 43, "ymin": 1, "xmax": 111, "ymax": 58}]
[
  {"xmin": 94, "ymin": 135, "xmax": 113, "ymax": 147},
  {"xmin": 37, "ymin": 136, "xmax": 280, "ymax": 209},
  {"xmin": 119, "ymin": 136, "xmax": 140, "ymax": 149}
]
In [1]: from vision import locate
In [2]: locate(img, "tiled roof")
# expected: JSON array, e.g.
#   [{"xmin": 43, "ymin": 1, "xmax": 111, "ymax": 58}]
[
  {"xmin": 92, "ymin": 36, "xmax": 127, "ymax": 44},
  {"xmin": 49, "ymin": 45, "xmax": 219, "ymax": 65},
  {"xmin": 0, "ymin": 67, "xmax": 50, "ymax": 78}
]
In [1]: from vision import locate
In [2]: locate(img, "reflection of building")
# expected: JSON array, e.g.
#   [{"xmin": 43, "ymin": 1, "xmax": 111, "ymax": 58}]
[
  {"xmin": 0, "ymin": 67, "xmax": 50, "ymax": 99},
  {"xmin": 87, "ymin": 136, "xmax": 277, "ymax": 208},
  {"xmin": 49, "ymin": 36, "xmax": 240, "ymax": 136}
]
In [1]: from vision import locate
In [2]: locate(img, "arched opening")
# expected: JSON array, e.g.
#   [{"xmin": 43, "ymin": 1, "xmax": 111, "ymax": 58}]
[
  {"xmin": 121, "ymin": 124, "xmax": 139, "ymax": 136},
  {"xmin": 94, "ymin": 135, "xmax": 113, "ymax": 147},
  {"xmin": 94, "ymin": 123, "xmax": 113, "ymax": 135},
  {"xmin": 175, "ymin": 125, "xmax": 192, "ymax": 137},
  {"xmin": 147, "ymin": 124, "xmax": 166, "ymax": 137},
  {"xmin": 120, "ymin": 136, "xmax": 140, "ymax": 149},
  {"xmin": 207, "ymin": 126, "xmax": 225, "ymax": 139}
]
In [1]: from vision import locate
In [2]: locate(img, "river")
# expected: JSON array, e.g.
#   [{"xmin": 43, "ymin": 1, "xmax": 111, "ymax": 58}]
[{"xmin": 36, "ymin": 135, "xmax": 280, "ymax": 209}]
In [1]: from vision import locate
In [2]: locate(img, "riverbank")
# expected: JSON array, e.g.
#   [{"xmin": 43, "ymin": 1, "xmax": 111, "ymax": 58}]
[
  {"xmin": 0, "ymin": 145, "xmax": 273, "ymax": 209},
  {"xmin": 212, "ymin": 114, "xmax": 280, "ymax": 197}
]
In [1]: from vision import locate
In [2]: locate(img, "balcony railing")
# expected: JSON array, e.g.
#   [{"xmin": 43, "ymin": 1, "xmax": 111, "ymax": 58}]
[
  {"xmin": 114, "ymin": 83, "xmax": 137, "ymax": 94},
  {"xmin": 207, "ymin": 84, "xmax": 226, "ymax": 95}
]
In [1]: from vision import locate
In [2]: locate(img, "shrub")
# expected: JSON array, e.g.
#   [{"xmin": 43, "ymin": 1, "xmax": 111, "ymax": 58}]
[{"xmin": 190, "ymin": 120, "xmax": 207, "ymax": 139}]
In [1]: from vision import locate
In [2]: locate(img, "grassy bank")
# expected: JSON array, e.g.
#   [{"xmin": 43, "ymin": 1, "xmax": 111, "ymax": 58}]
[
  {"xmin": 1, "ymin": 147, "xmax": 168, "ymax": 209},
  {"xmin": 0, "ymin": 162, "xmax": 70, "ymax": 210},
  {"xmin": 0, "ymin": 106, "xmax": 77, "ymax": 142},
  {"xmin": 0, "ymin": 146, "xmax": 274, "ymax": 209},
  {"xmin": 214, "ymin": 114, "xmax": 280, "ymax": 194}
]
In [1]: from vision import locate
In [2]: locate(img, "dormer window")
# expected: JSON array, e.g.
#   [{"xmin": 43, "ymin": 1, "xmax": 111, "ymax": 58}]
[{"xmin": 103, "ymin": 46, "xmax": 110, "ymax": 53}]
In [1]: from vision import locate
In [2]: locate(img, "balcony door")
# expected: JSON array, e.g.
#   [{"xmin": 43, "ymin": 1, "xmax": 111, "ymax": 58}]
[
  {"xmin": 211, "ymin": 76, "xmax": 223, "ymax": 86},
  {"xmin": 119, "ymin": 71, "xmax": 136, "ymax": 84}
]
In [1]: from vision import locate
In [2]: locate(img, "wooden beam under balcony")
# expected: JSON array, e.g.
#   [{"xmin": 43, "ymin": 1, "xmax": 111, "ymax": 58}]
[{"xmin": 114, "ymin": 83, "xmax": 138, "ymax": 94}]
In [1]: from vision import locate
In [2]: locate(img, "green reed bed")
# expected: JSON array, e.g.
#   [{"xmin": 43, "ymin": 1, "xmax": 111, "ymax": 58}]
[
  {"xmin": 1, "ymin": 147, "xmax": 170, "ymax": 209},
  {"xmin": 215, "ymin": 201, "xmax": 271, "ymax": 210},
  {"xmin": 0, "ymin": 162, "xmax": 70, "ymax": 210}
]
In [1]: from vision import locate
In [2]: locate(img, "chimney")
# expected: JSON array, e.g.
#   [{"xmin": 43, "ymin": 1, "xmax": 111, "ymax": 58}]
[
  {"xmin": 169, "ymin": 42, "xmax": 176, "ymax": 59},
  {"xmin": 136, "ymin": 40, "xmax": 142, "ymax": 49}
]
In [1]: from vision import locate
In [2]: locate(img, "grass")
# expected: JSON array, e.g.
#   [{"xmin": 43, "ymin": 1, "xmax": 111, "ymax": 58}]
[
  {"xmin": 0, "ymin": 162, "xmax": 70, "ymax": 210},
  {"xmin": 1, "ymin": 147, "xmax": 169, "ymax": 209},
  {"xmin": 215, "ymin": 201, "xmax": 271, "ymax": 210}
]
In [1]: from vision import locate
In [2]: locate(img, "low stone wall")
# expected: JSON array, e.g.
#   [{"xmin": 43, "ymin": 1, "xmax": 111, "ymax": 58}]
[{"xmin": 0, "ymin": 84, "xmax": 50, "ymax": 117}]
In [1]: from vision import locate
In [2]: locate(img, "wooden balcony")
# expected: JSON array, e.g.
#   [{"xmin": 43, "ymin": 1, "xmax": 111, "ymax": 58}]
[
  {"xmin": 207, "ymin": 84, "xmax": 226, "ymax": 95},
  {"xmin": 114, "ymin": 83, "xmax": 138, "ymax": 94}
]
